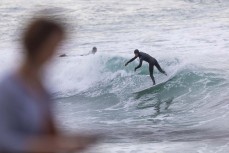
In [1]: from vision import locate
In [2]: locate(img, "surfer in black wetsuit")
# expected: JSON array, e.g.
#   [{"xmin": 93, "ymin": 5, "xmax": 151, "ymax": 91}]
[
  {"xmin": 59, "ymin": 47, "xmax": 97, "ymax": 57},
  {"xmin": 80, "ymin": 47, "xmax": 97, "ymax": 56},
  {"xmin": 125, "ymin": 49, "xmax": 167, "ymax": 85}
]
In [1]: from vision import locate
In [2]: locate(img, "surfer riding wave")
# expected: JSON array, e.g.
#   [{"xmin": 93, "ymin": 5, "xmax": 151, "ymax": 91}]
[{"xmin": 125, "ymin": 49, "xmax": 167, "ymax": 85}]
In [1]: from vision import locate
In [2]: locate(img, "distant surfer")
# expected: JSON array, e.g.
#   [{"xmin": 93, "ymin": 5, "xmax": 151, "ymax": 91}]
[
  {"xmin": 59, "ymin": 47, "xmax": 97, "ymax": 57},
  {"xmin": 59, "ymin": 53, "xmax": 67, "ymax": 57},
  {"xmin": 125, "ymin": 49, "xmax": 167, "ymax": 85},
  {"xmin": 80, "ymin": 46, "xmax": 97, "ymax": 56}
]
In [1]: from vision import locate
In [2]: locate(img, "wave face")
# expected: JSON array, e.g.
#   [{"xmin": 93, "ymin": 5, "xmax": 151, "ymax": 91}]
[
  {"xmin": 0, "ymin": 0, "xmax": 229, "ymax": 152},
  {"xmin": 53, "ymin": 54, "xmax": 229, "ymax": 152}
]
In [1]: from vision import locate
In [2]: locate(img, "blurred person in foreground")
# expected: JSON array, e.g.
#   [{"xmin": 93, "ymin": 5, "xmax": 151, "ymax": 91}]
[{"xmin": 0, "ymin": 16, "xmax": 97, "ymax": 152}]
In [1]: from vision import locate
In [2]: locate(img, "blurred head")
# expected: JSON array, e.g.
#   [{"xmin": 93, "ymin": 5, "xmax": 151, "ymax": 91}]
[
  {"xmin": 134, "ymin": 49, "xmax": 139, "ymax": 57},
  {"xmin": 23, "ymin": 18, "xmax": 65, "ymax": 68},
  {"xmin": 92, "ymin": 47, "xmax": 97, "ymax": 54}
]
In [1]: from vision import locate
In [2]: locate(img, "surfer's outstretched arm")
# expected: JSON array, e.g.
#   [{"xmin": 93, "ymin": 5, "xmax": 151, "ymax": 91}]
[
  {"xmin": 125, "ymin": 56, "xmax": 137, "ymax": 66},
  {"xmin": 80, "ymin": 52, "xmax": 90, "ymax": 56},
  {"xmin": 135, "ymin": 59, "xmax": 143, "ymax": 71}
]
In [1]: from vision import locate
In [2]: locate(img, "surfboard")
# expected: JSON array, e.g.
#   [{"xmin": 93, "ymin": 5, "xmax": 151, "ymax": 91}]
[
  {"xmin": 133, "ymin": 81, "xmax": 165, "ymax": 95},
  {"xmin": 133, "ymin": 71, "xmax": 177, "ymax": 95}
]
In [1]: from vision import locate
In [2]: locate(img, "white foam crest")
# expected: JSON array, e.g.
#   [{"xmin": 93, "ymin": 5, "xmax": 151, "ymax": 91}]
[{"xmin": 45, "ymin": 53, "xmax": 135, "ymax": 97}]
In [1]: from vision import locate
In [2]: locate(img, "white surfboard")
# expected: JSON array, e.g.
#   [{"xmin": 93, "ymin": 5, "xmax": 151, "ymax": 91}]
[
  {"xmin": 133, "ymin": 81, "xmax": 165, "ymax": 95},
  {"xmin": 133, "ymin": 71, "xmax": 177, "ymax": 94}
]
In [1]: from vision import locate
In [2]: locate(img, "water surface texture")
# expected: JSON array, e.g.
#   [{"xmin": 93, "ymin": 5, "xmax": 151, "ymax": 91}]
[{"xmin": 0, "ymin": 0, "xmax": 229, "ymax": 152}]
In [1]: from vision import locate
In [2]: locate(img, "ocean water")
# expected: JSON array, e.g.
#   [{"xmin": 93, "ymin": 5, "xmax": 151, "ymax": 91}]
[{"xmin": 1, "ymin": 0, "xmax": 229, "ymax": 152}]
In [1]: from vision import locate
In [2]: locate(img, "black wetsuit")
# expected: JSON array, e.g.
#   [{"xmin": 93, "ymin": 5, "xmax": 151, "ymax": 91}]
[{"xmin": 126, "ymin": 52, "xmax": 166, "ymax": 84}]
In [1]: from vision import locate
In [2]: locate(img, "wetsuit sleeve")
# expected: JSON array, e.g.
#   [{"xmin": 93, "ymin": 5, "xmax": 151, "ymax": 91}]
[
  {"xmin": 126, "ymin": 56, "xmax": 137, "ymax": 64},
  {"xmin": 135, "ymin": 58, "xmax": 143, "ymax": 70},
  {"xmin": 80, "ymin": 52, "xmax": 90, "ymax": 56}
]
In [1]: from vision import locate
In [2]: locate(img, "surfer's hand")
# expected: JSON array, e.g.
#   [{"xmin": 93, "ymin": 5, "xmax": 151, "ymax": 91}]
[
  {"xmin": 134, "ymin": 68, "xmax": 137, "ymax": 71},
  {"xmin": 125, "ymin": 63, "xmax": 128, "ymax": 66}
]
